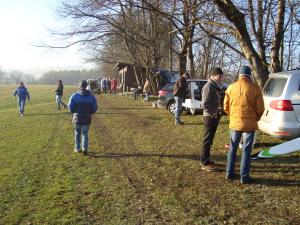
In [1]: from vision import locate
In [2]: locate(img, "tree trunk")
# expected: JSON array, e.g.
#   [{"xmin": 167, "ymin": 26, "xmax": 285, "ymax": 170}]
[
  {"xmin": 270, "ymin": 0, "xmax": 285, "ymax": 73},
  {"xmin": 213, "ymin": 0, "xmax": 269, "ymax": 87}
]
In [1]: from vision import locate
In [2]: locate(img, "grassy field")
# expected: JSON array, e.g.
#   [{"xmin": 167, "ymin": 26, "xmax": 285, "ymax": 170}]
[{"xmin": 0, "ymin": 85, "xmax": 299, "ymax": 225}]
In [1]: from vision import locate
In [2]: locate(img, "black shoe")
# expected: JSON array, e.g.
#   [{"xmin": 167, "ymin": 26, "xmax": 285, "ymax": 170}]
[
  {"xmin": 225, "ymin": 174, "xmax": 237, "ymax": 180},
  {"xmin": 240, "ymin": 177, "xmax": 255, "ymax": 184},
  {"xmin": 83, "ymin": 150, "xmax": 88, "ymax": 155}
]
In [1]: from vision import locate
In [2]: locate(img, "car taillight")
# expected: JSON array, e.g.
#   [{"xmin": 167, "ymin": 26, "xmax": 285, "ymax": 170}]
[
  {"xmin": 158, "ymin": 90, "xmax": 170, "ymax": 96},
  {"xmin": 269, "ymin": 100, "xmax": 294, "ymax": 111}
]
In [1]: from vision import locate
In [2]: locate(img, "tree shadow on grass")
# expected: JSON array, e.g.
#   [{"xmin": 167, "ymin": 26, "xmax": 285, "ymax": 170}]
[
  {"xmin": 26, "ymin": 112, "xmax": 70, "ymax": 116},
  {"xmin": 87, "ymin": 151, "xmax": 299, "ymax": 187},
  {"xmin": 88, "ymin": 152, "xmax": 202, "ymax": 161},
  {"xmin": 248, "ymin": 178, "xmax": 300, "ymax": 187},
  {"xmin": 100, "ymin": 107, "xmax": 153, "ymax": 110}
]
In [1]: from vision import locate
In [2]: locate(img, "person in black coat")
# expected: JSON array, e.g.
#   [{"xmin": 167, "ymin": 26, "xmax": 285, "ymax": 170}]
[{"xmin": 55, "ymin": 80, "xmax": 67, "ymax": 110}]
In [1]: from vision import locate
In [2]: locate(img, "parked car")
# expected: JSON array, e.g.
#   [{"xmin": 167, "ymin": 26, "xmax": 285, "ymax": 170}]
[
  {"xmin": 258, "ymin": 70, "xmax": 300, "ymax": 140},
  {"xmin": 87, "ymin": 79, "xmax": 101, "ymax": 95},
  {"xmin": 156, "ymin": 79, "xmax": 208, "ymax": 115}
]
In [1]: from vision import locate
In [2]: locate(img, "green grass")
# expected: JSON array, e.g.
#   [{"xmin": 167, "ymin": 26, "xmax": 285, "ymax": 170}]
[{"xmin": 0, "ymin": 85, "xmax": 299, "ymax": 225}]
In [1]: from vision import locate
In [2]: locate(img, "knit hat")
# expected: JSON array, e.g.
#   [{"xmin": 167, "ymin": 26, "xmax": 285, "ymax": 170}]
[
  {"xmin": 239, "ymin": 66, "xmax": 251, "ymax": 77},
  {"xmin": 80, "ymin": 80, "xmax": 88, "ymax": 88},
  {"xmin": 210, "ymin": 67, "xmax": 223, "ymax": 76}
]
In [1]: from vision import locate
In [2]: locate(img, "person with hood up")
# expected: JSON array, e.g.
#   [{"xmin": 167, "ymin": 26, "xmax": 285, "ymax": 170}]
[
  {"xmin": 68, "ymin": 80, "xmax": 98, "ymax": 155},
  {"xmin": 13, "ymin": 81, "xmax": 30, "ymax": 117},
  {"xmin": 55, "ymin": 80, "xmax": 67, "ymax": 110}
]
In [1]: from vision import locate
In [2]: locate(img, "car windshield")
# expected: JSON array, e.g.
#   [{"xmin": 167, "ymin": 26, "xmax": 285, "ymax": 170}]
[{"xmin": 263, "ymin": 77, "xmax": 287, "ymax": 97}]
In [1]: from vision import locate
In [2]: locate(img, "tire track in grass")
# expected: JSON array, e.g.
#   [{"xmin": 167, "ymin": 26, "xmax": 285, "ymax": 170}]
[
  {"xmin": 92, "ymin": 96, "xmax": 175, "ymax": 224},
  {"xmin": 92, "ymin": 95, "xmax": 200, "ymax": 224}
]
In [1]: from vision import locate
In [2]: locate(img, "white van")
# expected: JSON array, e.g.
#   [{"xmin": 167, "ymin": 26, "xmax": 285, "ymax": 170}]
[{"xmin": 258, "ymin": 70, "xmax": 300, "ymax": 140}]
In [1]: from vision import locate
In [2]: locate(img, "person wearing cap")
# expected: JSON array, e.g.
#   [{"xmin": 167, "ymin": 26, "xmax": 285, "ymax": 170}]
[
  {"xmin": 13, "ymin": 81, "xmax": 30, "ymax": 117},
  {"xmin": 173, "ymin": 72, "xmax": 188, "ymax": 125},
  {"xmin": 55, "ymin": 80, "xmax": 67, "ymax": 110},
  {"xmin": 223, "ymin": 66, "xmax": 264, "ymax": 184},
  {"xmin": 68, "ymin": 80, "xmax": 98, "ymax": 155},
  {"xmin": 200, "ymin": 67, "xmax": 224, "ymax": 172}
]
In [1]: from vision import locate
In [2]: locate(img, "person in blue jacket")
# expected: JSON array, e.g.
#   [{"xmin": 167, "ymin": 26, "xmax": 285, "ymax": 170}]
[
  {"xmin": 68, "ymin": 80, "xmax": 98, "ymax": 155},
  {"xmin": 13, "ymin": 81, "xmax": 30, "ymax": 116}
]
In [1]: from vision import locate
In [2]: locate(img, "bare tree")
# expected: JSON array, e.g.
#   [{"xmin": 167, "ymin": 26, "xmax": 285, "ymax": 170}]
[{"xmin": 202, "ymin": 0, "xmax": 289, "ymax": 87}]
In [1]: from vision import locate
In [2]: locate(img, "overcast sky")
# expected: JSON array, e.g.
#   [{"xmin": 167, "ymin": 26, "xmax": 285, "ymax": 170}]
[{"xmin": 0, "ymin": 0, "xmax": 93, "ymax": 77}]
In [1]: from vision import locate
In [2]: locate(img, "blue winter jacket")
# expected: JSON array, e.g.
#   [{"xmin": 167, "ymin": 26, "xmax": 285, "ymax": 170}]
[
  {"xmin": 68, "ymin": 89, "xmax": 98, "ymax": 125},
  {"xmin": 14, "ymin": 86, "xmax": 30, "ymax": 101}
]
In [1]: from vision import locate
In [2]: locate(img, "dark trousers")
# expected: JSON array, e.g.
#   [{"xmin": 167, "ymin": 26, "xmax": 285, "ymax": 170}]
[{"xmin": 200, "ymin": 116, "xmax": 220, "ymax": 165}]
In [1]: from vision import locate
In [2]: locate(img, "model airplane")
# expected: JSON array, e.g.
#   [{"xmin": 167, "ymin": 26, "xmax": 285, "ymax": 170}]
[{"xmin": 251, "ymin": 137, "xmax": 300, "ymax": 159}]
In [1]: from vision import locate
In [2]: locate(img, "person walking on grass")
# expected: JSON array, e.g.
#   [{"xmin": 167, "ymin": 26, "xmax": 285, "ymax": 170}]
[
  {"xmin": 13, "ymin": 81, "xmax": 30, "ymax": 117},
  {"xmin": 223, "ymin": 66, "xmax": 264, "ymax": 184},
  {"xmin": 68, "ymin": 80, "xmax": 98, "ymax": 155},
  {"xmin": 173, "ymin": 72, "xmax": 188, "ymax": 125},
  {"xmin": 200, "ymin": 67, "xmax": 224, "ymax": 172},
  {"xmin": 55, "ymin": 80, "xmax": 67, "ymax": 110}
]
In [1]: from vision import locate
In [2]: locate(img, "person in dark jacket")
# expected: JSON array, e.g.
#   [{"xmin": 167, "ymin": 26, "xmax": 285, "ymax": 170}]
[
  {"xmin": 13, "ymin": 81, "xmax": 30, "ymax": 117},
  {"xmin": 173, "ymin": 73, "xmax": 188, "ymax": 125},
  {"xmin": 55, "ymin": 80, "xmax": 67, "ymax": 110},
  {"xmin": 200, "ymin": 67, "xmax": 224, "ymax": 172},
  {"xmin": 68, "ymin": 80, "xmax": 98, "ymax": 155}
]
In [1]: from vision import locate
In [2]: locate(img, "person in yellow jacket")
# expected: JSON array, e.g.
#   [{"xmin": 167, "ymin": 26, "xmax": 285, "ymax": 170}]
[{"xmin": 223, "ymin": 66, "xmax": 264, "ymax": 184}]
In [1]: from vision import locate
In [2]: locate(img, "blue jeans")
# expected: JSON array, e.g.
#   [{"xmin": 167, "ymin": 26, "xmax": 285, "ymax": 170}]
[
  {"xmin": 18, "ymin": 100, "xmax": 26, "ymax": 114},
  {"xmin": 174, "ymin": 96, "xmax": 184, "ymax": 123},
  {"xmin": 226, "ymin": 130, "xmax": 255, "ymax": 182},
  {"xmin": 56, "ymin": 95, "xmax": 66, "ymax": 109},
  {"xmin": 75, "ymin": 124, "xmax": 90, "ymax": 151}
]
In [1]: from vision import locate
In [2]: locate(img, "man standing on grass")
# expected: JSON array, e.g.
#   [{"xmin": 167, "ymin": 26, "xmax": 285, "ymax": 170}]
[
  {"xmin": 13, "ymin": 81, "xmax": 30, "ymax": 117},
  {"xmin": 55, "ymin": 80, "xmax": 67, "ymax": 110},
  {"xmin": 173, "ymin": 72, "xmax": 188, "ymax": 125},
  {"xmin": 200, "ymin": 67, "xmax": 224, "ymax": 172},
  {"xmin": 68, "ymin": 80, "xmax": 98, "ymax": 155},
  {"xmin": 223, "ymin": 66, "xmax": 264, "ymax": 184}
]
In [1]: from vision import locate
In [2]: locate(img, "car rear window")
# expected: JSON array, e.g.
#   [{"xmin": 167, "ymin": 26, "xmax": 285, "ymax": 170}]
[
  {"xmin": 162, "ymin": 82, "xmax": 175, "ymax": 91},
  {"xmin": 263, "ymin": 77, "xmax": 287, "ymax": 97}
]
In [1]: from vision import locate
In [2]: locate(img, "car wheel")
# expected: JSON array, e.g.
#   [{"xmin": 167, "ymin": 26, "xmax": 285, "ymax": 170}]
[
  {"xmin": 168, "ymin": 100, "xmax": 176, "ymax": 115},
  {"xmin": 168, "ymin": 100, "xmax": 183, "ymax": 115}
]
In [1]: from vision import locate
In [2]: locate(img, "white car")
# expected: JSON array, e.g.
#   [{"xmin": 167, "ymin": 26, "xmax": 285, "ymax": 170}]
[{"xmin": 258, "ymin": 70, "xmax": 300, "ymax": 140}]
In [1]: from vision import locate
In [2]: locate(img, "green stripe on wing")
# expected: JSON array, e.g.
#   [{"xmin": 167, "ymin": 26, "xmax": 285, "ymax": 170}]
[{"xmin": 260, "ymin": 148, "xmax": 276, "ymax": 157}]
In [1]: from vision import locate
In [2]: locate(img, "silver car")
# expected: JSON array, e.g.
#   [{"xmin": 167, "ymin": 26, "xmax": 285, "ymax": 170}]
[{"xmin": 258, "ymin": 70, "xmax": 300, "ymax": 140}]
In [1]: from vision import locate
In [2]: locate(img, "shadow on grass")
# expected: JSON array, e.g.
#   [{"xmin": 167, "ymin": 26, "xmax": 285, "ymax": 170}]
[
  {"xmin": 87, "ymin": 152, "xmax": 299, "ymax": 187},
  {"xmin": 251, "ymin": 155, "xmax": 300, "ymax": 164},
  {"xmin": 26, "ymin": 112, "xmax": 70, "ymax": 116},
  {"xmin": 252, "ymin": 178, "xmax": 300, "ymax": 187},
  {"xmin": 100, "ymin": 107, "xmax": 153, "ymax": 110},
  {"xmin": 88, "ymin": 152, "xmax": 229, "ymax": 163},
  {"xmin": 254, "ymin": 142, "xmax": 279, "ymax": 148},
  {"xmin": 88, "ymin": 152, "xmax": 201, "ymax": 161}
]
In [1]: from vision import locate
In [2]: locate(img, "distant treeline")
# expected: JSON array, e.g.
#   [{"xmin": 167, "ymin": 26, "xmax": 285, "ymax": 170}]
[
  {"xmin": 0, "ymin": 69, "xmax": 102, "ymax": 85},
  {"xmin": 38, "ymin": 70, "xmax": 101, "ymax": 85}
]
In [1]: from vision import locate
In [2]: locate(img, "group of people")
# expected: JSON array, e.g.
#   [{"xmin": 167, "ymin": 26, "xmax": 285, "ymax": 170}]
[
  {"xmin": 99, "ymin": 77, "xmax": 118, "ymax": 94},
  {"xmin": 13, "ymin": 66, "xmax": 265, "ymax": 183},
  {"xmin": 14, "ymin": 79, "xmax": 98, "ymax": 156},
  {"xmin": 173, "ymin": 66, "xmax": 265, "ymax": 184}
]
